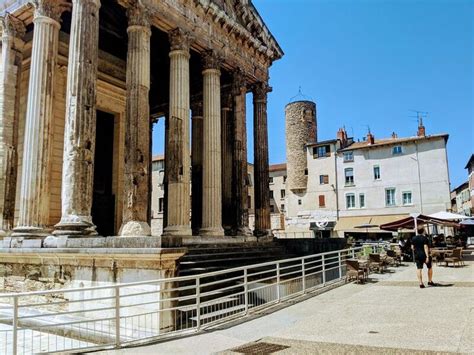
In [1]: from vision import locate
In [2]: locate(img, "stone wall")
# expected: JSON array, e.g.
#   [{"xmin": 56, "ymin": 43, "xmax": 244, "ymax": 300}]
[{"xmin": 285, "ymin": 101, "xmax": 316, "ymax": 191}]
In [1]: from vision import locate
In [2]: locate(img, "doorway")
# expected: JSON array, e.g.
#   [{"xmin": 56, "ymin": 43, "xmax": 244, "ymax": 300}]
[{"xmin": 92, "ymin": 110, "xmax": 116, "ymax": 236}]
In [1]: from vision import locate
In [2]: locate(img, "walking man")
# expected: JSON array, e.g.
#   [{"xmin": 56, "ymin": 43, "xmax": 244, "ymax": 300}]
[{"xmin": 411, "ymin": 228, "xmax": 435, "ymax": 288}]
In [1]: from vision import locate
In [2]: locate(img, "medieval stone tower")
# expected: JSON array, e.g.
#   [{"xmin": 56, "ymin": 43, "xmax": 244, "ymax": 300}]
[{"xmin": 285, "ymin": 100, "xmax": 317, "ymax": 191}]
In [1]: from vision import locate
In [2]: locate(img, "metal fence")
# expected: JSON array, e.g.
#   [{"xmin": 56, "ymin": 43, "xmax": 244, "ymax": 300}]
[{"xmin": 0, "ymin": 247, "xmax": 362, "ymax": 354}]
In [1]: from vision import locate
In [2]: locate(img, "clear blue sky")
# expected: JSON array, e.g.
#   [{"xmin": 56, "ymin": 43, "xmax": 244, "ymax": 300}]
[{"xmin": 153, "ymin": 0, "xmax": 473, "ymax": 189}]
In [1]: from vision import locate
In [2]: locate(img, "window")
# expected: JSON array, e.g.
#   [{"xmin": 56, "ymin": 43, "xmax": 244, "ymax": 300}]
[
  {"xmin": 247, "ymin": 174, "xmax": 253, "ymax": 186},
  {"xmin": 283, "ymin": 176, "xmax": 287, "ymax": 183},
  {"xmin": 319, "ymin": 195, "xmax": 325, "ymax": 207},
  {"xmin": 402, "ymin": 191, "xmax": 412, "ymax": 205},
  {"xmin": 386, "ymin": 188, "xmax": 396, "ymax": 206},
  {"xmin": 304, "ymin": 168, "xmax": 308, "ymax": 175},
  {"xmin": 280, "ymin": 189, "xmax": 285, "ymax": 198},
  {"xmin": 298, "ymin": 199, "xmax": 302, "ymax": 205},
  {"xmin": 319, "ymin": 175, "xmax": 329, "ymax": 184},
  {"xmin": 392, "ymin": 146, "xmax": 402, "ymax": 155},
  {"xmin": 346, "ymin": 194, "xmax": 355, "ymax": 209},
  {"xmin": 374, "ymin": 166, "xmax": 381, "ymax": 180},
  {"xmin": 343, "ymin": 151, "xmax": 353, "ymax": 162},
  {"xmin": 269, "ymin": 190, "xmax": 274, "ymax": 199},
  {"xmin": 158, "ymin": 198, "xmax": 164, "ymax": 212},
  {"xmin": 269, "ymin": 177, "xmax": 273, "ymax": 184},
  {"xmin": 359, "ymin": 194, "xmax": 365, "ymax": 208},
  {"xmin": 344, "ymin": 168, "xmax": 354, "ymax": 185},
  {"xmin": 313, "ymin": 145, "xmax": 330, "ymax": 158},
  {"xmin": 270, "ymin": 205, "xmax": 275, "ymax": 213},
  {"xmin": 280, "ymin": 204, "xmax": 285, "ymax": 212},
  {"xmin": 247, "ymin": 195, "xmax": 251, "ymax": 209}
]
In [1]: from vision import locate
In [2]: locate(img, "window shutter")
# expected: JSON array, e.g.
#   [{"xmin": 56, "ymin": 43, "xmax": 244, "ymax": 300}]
[{"xmin": 319, "ymin": 195, "xmax": 325, "ymax": 207}]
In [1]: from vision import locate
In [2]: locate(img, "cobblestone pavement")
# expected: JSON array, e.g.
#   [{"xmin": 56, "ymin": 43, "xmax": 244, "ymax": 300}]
[{"xmin": 96, "ymin": 259, "xmax": 473, "ymax": 355}]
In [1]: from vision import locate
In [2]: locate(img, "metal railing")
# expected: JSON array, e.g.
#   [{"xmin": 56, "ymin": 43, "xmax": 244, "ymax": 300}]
[
  {"xmin": 273, "ymin": 231, "xmax": 315, "ymax": 239},
  {"xmin": 0, "ymin": 247, "xmax": 362, "ymax": 354}
]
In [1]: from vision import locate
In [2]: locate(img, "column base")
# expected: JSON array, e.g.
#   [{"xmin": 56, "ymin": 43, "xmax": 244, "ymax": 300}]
[
  {"xmin": 253, "ymin": 229, "xmax": 272, "ymax": 238},
  {"xmin": 0, "ymin": 229, "xmax": 8, "ymax": 238},
  {"xmin": 163, "ymin": 225, "xmax": 192, "ymax": 237},
  {"xmin": 54, "ymin": 217, "xmax": 98, "ymax": 237},
  {"xmin": 199, "ymin": 226, "xmax": 225, "ymax": 237},
  {"xmin": 11, "ymin": 226, "xmax": 52, "ymax": 238},
  {"xmin": 235, "ymin": 226, "xmax": 253, "ymax": 237},
  {"xmin": 119, "ymin": 221, "xmax": 151, "ymax": 237}
]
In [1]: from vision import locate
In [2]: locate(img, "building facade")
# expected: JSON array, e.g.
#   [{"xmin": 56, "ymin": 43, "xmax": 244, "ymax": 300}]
[
  {"xmin": 465, "ymin": 154, "xmax": 474, "ymax": 216},
  {"xmin": 451, "ymin": 181, "xmax": 472, "ymax": 217},
  {"xmin": 0, "ymin": 0, "xmax": 283, "ymax": 245}
]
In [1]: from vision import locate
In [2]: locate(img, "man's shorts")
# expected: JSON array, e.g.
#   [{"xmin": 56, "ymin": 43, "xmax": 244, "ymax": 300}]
[{"xmin": 415, "ymin": 256, "xmax": 432, "ymax": 270}]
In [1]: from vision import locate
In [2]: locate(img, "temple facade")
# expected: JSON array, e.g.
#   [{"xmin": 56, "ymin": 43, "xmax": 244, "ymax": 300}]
[{"xmin": 0, "ymin": 0, "xmax": 283, "ymax": 247}]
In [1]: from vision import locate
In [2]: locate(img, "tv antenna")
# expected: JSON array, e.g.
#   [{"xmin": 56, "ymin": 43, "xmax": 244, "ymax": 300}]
[{"xmin": 409, "ymin": 110, "xmax": 428, "ymax": 126}]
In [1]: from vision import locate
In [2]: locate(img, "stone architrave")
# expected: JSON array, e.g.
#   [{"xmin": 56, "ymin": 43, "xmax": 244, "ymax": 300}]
[
  {"xmin": 120, "ymin": 2, "xmax": 152, "ymax": 236},
  {"xmin": 232, "ymin": 70, "xmax": 251, "ymax": 236},
  {"xmin": 163, "ymin": 28, "xmax": 192, "ymax": 236},
  {"xmin": 200, "ymin": 51, "xmax": 224, "ymax": 237},
  {"xmin": 0, "ymin": 15, "xmax": 25, "ymax": 237},
  {"xmin": 13, "ymin": 0, "xmax": 70, "ymax": 239},
  {"xmin": 191, "ymin": 101, "xmax": 203, "ymax": 235},
  {"xmin": 54, "ymin": 0, "xmax": 101, "ymax": 237},
  {"xmin": 221, "ymin": 89, "xmax": 233, "ymax": 232},
  {"xmin": 253, "ymin": 81, "xmax": 272, "ymax": 236}
]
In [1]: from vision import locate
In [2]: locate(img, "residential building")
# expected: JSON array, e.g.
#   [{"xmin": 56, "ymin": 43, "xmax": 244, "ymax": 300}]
[
  {"xmin": 451, "ymin": 181, "xmax": 471, "ymax": 217},
  {"xmin": 465, "ymin": 154, "xmax": 474, "ymax": 215}
]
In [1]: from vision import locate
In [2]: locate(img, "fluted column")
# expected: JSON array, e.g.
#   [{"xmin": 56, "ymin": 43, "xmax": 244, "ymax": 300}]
[
  {"xmin": 163, "ymin": 28, "xmax": 192, "ymax": 236},
  {"xmin": 253, "ymin": 81, "xmax": 272, "ymax": 236},
  {"xmin": 221, "ymin": 90, "xmax": 233, "ymax": 232},
  {"xmin": 54, "ymin": 0, "xmax": 100, "ymax": 237},
  {"xmin": 200, "ymin": 51, "xmax": 224, "ymax": 236},
  {"xmin": 232, "ymin": 70, "xmax": 251, "ymax": 235},
  {"xmin": 120, "ymin": 3, "xmax": 152, "ymax": 236},
  {"xmin": 191, "ymin": 101, "xmax": 203, "ymax": 235},
  {"xmin": 13, "ymin": 0, "xmax": 70, "ymax": 238},
  {"xmin": 0, "ymin": 15, "xmax": 25, "ymax": 237}
]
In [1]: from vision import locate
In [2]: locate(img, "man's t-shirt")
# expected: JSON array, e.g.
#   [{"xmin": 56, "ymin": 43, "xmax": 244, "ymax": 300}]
[{"xmin": 412, "ymin": 235, "xmax": 429, "ymax": 260}]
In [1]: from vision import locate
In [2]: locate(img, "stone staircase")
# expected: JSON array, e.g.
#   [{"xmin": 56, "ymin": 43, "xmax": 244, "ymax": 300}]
[{"xmin": 175, "ymin": 241, "xmax": 291, "ymax": 328}]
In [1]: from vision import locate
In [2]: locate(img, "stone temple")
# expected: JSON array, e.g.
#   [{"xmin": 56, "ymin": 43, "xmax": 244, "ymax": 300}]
[{"xmin": 0, "ymin": 0, "xmax": 283, "ymax": 289}]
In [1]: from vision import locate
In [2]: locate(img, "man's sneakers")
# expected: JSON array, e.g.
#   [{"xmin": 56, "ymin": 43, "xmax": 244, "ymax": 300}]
[{"xmin": 419, "ymin": 284, "xmax": 425, "ymax": 288}]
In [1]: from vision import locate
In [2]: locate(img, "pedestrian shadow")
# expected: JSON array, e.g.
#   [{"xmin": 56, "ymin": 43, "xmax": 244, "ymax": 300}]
[{"xmin": 431, "ymin": 283, "xmax": 454, "ymax": 287}]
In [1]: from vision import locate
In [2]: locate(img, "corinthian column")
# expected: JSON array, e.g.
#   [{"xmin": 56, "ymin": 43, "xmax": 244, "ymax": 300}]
[
  {"xmin": 0, "ymin": 15, "xmax": 25, "ymax": 237},
  {"xmin": 191, "ymin": 101, "xmax": 203, "ymax": 235},
  {"xmin": 54, "ymin": 0, "xmax": 101, "ymax": 237},
  {"xmin": 221, "ymin": 90, "xmax": 233, "ymax": 232},
  {"xmin": 163, "ymin": 28, "xmax": 192, "ymax": 236},
  {"xmin": 120, "ymin": 3, "xmax": 151, "ymax": 236},
  {"xmin": 253, "ymin": 81, "xmax": 271, "ymax": 236},
  {"xmin": 200, "ymin": 51, "xmax": 224, "ymax": 237},
  {"xmin": 232, "ymin": 70, "xmax": 251, "ymax": 236},
  {"xmin": 13, "ymin": 0, "xmax": 70, "ymax": 239}
]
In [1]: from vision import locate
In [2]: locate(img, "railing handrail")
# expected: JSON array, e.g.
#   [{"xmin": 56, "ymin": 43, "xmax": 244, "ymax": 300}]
[{"xmin": 0, "ymin": 246, "xmax": 360, "ymax": 299}]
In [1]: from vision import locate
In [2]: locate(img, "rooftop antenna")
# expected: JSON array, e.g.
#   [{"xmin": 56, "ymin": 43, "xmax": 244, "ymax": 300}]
[
  {"xmin": 289, "ymin": 86, "xmax": 313, "ymax": 103},
  {"xmin": 409, "ymin": 110, "xmax": 428, "ymax": 126}
]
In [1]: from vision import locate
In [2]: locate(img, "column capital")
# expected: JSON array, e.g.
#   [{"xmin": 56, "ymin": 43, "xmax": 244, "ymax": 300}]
[
  {"xmin": 0, "ymin": 14, "xmax": 26, "ymax": 40},
  {"xmin": 126, "ymin": 0, "xmax": 151, "ymax": 30},
  {"xmin": 253, "ymin": 81, "xmax": 272, "ymax": 103},
  {"xmin": 191, "ymin": 101, "xmax": 203, "ymax": 117},
  {"xmin": 232, "ymin": 69, "xmax": 247, "ymax": 96},
  {"xmin": 202, "ymin": 50, "xmax": 221, "ymax": 71},
  {"xmin": 169, "ymin": 28, "xmax": 193, "ymax": 52},
  {"xmin": 33, "ymin": 0, "xmax": 71, "ymax": 23}
]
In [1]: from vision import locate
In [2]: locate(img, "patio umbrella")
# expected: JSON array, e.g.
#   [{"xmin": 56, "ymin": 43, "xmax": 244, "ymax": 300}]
[{"xmin": 460, "ymin": 219, "xmax": 474, "ymax": 226}]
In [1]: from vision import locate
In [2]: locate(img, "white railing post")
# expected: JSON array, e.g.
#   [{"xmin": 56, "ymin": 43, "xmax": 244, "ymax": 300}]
[
  {"xmin": 322, "ymin": 255, "xmax": 326, "ymax": 285},
  {"xmin": 351, "ymin": 248, "xmax": 355, "ymax": 258},
  {"xmin": 196, "ymin": 277, "xmax": 201, "ymax": 330},
  {"xmin": 115, "ymin": 286, "xmax": 120, "ymax": 348},
  {"xmin": 276, "ymin": 263, "xmax": 281, "ymax": 302},
  {"xmin": 13, "ymin": 296, "xmax": 18, "ymax": 355},
  {"xmin": 244, "ymin": 268, "xmax": 249, "ymax": 314},
  {"xmin": 301, "ymin": 258, "xmax": 306, "ymax": 293},
  {"xmin": 338, "ymin": 251, "xmax": 342, "ymax": 279}
]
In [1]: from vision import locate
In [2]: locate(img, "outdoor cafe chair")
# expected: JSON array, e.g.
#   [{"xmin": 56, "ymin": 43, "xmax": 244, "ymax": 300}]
[
  {"xmin": 386, "ymin": 249, "xmax": 401, "ymax": 266},
  {"xmin": 345, "ymin": 259, "xmax": 365, "ymax": 284},
  {"xmin": 369, "ymin": 253, "xmax": 387, "ymax": 273},
  {"xmin": 444, "ymin": 248, "xmax": 462, "ymax": 268}
]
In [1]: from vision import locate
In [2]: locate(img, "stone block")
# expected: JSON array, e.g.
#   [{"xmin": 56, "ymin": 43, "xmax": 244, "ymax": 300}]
[
  {"xmin": 65, "ymin": 237, "xmax": 107, "ymax": 248},
  {"xmin": 2, "ymin": 237, "xmax": 12, "ymax": 248},
  {"xmin": 21, "ymin": 239, "xmax": 42, "ymax": 248}
]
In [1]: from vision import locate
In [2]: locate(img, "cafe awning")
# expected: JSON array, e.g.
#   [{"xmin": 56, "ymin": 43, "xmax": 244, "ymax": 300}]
[
  {"xmin": 380, "ymin": 214, "xmax": 460, "ymax": 231},
  {"xmin": 334, "ymin": 215, "xmax": 408, "ymax": 233}
]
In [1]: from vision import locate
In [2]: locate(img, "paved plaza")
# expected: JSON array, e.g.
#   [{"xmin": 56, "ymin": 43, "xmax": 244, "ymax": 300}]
[{"xmin": 96, "ymin": 258, "xmax": 474, "ymax": 355}]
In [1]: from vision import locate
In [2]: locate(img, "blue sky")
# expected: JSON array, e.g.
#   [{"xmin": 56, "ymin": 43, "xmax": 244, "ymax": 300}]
[{"xmin": 153, "ymin": 0, "xmax": 473, "ymax": 188}]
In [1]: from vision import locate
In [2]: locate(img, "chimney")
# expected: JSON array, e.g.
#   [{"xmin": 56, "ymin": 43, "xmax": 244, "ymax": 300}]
[
  {"xmin": 337, "ymin": 127, "xmax": 347, "ymax": 147},
  {"xmin": 417, "ymin": 118, "xmax": 426, "ymax": 137},
  {"xmin": 367, "ymin": 132, "xmax": 375, "ymax": 145}
]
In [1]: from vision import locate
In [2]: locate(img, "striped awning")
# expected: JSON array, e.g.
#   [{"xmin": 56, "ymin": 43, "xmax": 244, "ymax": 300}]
[{"xmin": 334, "ymin": 215, "xmax": 408, "ymax": 233}]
